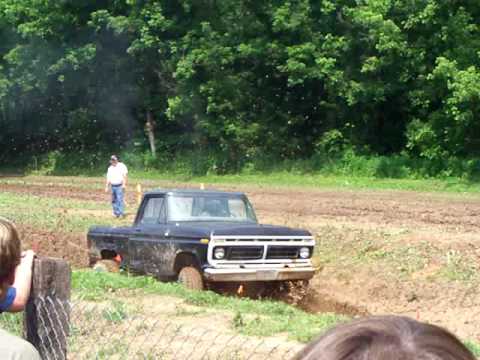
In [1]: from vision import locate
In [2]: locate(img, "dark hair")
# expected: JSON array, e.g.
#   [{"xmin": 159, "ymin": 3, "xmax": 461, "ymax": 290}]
[{"xmin": 294, "ymin": 316, "xmax": 475, "ymax": 360}]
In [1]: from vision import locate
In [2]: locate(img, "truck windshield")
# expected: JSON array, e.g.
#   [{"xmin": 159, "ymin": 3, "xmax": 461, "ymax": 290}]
[{"xmin": 168, "ymin": 195, "xmax": 257, "ymax": 222}]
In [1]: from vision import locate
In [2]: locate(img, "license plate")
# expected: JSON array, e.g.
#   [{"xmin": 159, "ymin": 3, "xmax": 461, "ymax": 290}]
[{"xmin": 256, "ymin": 270, "xmax": 277, "ymax": 280}]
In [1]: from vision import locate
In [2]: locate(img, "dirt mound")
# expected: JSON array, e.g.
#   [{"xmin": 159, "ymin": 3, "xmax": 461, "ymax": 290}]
[
  {"xmin": 298, "ymin": 290, "xmax": 368, "ymax": 317},
  {"xmin": 209, "ymin": 281, "xmax": 365, "ymax": 317},
  {"xmin": 19, "ymin": 225, "xmax": 89, "ymax": 268}
]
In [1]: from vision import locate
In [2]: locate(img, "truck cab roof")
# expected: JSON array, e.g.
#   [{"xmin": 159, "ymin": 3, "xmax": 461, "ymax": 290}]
[{"xmin": 144, "ymin": 189, "xmax": 247, "ymax": 197}]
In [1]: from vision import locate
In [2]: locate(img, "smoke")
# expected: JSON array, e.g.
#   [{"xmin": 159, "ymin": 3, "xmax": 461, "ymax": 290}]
[{"xmin": 0, "ymin": 1, "xmax": 144, "ymax": 159}]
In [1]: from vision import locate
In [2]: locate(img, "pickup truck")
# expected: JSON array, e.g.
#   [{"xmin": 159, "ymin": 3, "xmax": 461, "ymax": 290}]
[{"xmin": 87, "ymin": 189, "xmax": 316, "ymax": 290}]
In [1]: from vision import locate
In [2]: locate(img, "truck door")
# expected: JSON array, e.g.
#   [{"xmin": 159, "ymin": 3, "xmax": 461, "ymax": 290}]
[{"xmin": 129, "ymin": 195, "xmax": 174, "ymax": 277}]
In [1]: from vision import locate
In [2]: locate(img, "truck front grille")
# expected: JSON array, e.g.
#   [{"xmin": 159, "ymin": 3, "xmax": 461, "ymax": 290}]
[
  {"xmin": 227, "ymin": 246, "xmax": 263, "ymax": 260},
  {"xmin": 266, "ymin": 246, "xmax": 299, "ymax": 259}
]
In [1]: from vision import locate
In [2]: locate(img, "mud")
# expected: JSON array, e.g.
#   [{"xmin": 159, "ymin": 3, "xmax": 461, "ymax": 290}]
[
  {"xmin": 18, "ymin": 225, "xmax": 89, "ymax": 268},
  {"xmin": 2, "ymin": 176, "xmax": 480, "ymax": 340},
  {"xmin": 298, "ymin": 290, "xmax": 368, "ymax": 317}
]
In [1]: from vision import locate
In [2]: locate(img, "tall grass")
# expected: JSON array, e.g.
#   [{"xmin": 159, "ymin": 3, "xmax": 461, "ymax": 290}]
[
  {"xmin": 20, "ymin": 149, "xmax": 480, "ymax": 178},
  {"xmin": 2, "ymin": 149, "xmax": 480, "ymax": 193}
]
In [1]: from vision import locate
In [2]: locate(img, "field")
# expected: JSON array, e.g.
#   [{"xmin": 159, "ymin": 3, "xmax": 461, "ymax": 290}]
[{"xmin": 1, "ymin": 175, "xmax": 480, "ymax": 348}]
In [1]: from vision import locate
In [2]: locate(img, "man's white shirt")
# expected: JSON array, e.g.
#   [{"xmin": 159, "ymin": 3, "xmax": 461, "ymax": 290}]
[{"xmin": 107, "ymin": 162, "xmax": 128, "ymax": 185}]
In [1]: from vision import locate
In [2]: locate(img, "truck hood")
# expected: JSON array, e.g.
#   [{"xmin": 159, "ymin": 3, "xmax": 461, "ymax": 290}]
[
  {"xmin": 88, "ymin": 223, "xmax": 311, "ymax": 239},
  {"xmin": 169, "ymin": 222, "xmax": 311, "ymax": 238},
  {"xmin": 88, "ymin": 226, "xmax": 133, "ymax": 236}
]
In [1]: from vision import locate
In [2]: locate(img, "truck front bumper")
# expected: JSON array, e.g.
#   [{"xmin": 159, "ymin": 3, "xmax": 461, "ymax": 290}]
[{"xmin": 203, "ymin": 266, "xmax": 315, "ymax": 282}]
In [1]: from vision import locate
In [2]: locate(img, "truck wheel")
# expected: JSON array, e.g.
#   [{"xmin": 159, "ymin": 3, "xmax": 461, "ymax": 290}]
[
  {"xmin": 178, "ymin": 266, "xmax": 204, "ymax": 291},
  {"xmin": 93, "ymin": 259, "xmax": 120, "ymax": 273}
]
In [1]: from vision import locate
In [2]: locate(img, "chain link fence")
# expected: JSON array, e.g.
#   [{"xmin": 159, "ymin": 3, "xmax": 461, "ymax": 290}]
[{"xmin": 1, "ymin": 295, "xmax": 303, "ymax": 360}]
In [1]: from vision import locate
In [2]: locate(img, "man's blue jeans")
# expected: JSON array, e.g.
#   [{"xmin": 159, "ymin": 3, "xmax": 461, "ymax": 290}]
[{"xmin": 111, "ymin": 186, "xmax": 124, "ymax": 217}]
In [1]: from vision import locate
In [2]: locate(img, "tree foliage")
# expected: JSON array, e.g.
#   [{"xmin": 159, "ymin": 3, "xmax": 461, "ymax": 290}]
[{"xmin": 0, "ymin": 0, "xmax": 479, "ymax": 173}]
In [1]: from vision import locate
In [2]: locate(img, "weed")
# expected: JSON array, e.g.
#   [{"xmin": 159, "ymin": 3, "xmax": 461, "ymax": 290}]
[
  {"xmin": 72, "ymin": 270, "xmax": 342, "ymax": 342},
  {"xmin": 465, "ymin": 340, "xmax": 480, "ymax": 357},
  {"xmin": 439, "ymin": 250, "xmax": 478, "ymax": 282},
  {"xmin": 389, "ymin": 246, "xmax": 428, "ymax": 276},
  {"xmin": 102, "ymin": 300, "xmax": 128, "ymax": 323},
  {"xmin": 93, "ymin": 339, "xmax": 130, "ymax": 360},
  {"xmin": 0, "ymin": 312, "xmax": 23, "ymax": 336},
  {"xmin": 174, "ymin": 304, "xmax": 204, "ymax": 317},
  {"xmin": 232, "ymin": 312, "xmax": 244, "ymax": 329}
]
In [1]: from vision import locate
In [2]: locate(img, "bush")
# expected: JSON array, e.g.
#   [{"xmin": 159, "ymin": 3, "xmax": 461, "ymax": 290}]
[
  {"xmin": 375, "ymin": 155, "xmax": 411, "ymax": 178},
  {"xmin": 2, "ymin": 146, "xmax": 480, "ymax": 182}
]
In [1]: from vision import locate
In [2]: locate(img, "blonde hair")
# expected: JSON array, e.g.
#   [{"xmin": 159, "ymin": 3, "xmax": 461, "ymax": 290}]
[{"xmin": 0, "ymin": 217, "xmax": 21, "ymax": 295}]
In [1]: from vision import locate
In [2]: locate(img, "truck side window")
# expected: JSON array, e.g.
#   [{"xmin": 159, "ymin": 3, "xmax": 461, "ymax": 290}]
[
  {"xmin": 228, "ymin": 199, "xmax": 246, "ymax": 218},
  {"xmin": 140, "ymin": 197, "xmax": 166, "ymax": 224}
]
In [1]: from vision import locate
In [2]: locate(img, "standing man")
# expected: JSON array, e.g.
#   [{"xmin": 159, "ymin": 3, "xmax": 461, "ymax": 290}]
[{"xmin": 105, "ymin": 155, "xmax": 128, "ymax": 218}]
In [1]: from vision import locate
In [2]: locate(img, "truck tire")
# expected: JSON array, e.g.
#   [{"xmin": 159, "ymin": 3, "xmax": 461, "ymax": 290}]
[
  {"xmin": 178, "ymin": 266, "xmax": 204, "ymax": 291},
  {"xmin": 93, "ymin": 259, "xmax": 120, "ymax": 273}
]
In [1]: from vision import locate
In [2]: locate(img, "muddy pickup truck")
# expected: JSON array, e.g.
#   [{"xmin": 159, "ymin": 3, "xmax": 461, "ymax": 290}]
[{"xmin": 88, "ymin": 189, "xmax": 316, "ymax": 290}]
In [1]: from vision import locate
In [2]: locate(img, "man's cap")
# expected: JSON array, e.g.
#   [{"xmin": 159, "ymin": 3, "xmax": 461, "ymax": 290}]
[{"xmin": 110, "ymin": 155, "xmax": 118, "ymax": 161}]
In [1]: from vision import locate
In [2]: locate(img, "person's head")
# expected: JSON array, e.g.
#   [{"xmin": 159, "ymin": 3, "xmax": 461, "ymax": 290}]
[
  {"xmin": 294, "ymin": 315, "xmax": 475, "ymax": 360},
  {"xmin": 110, "ymin": 155, "xmax": 119, "ymax": 166},
  {"xmin": 0, "ymin": 218, "xmax": 21, "ymax": 292}
]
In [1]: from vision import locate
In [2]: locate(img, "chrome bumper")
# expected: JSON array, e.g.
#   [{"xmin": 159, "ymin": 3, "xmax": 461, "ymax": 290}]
[{"xmin": 203, "ymin": 266, "xmax": 315, "ymax": 282}]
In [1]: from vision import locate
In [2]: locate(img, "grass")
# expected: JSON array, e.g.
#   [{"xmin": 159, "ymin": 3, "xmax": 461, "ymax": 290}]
[
  {"xmin": 72, "ymin": 269, "xmax": 343, "ymax": 343},
  {"xmin": 314, "ymin": 224, "xmax": 480, "ymax": 285},
  {"xmin": 95, "ymin": 171, "xmax": 480, "ymax": 195},
  {"xmin": 102, "ymin": 300, "xmax": 129, "ymax": 323},
  {"xmin": 1, "ymin": 174, "xmax": 480, "ymax": 354},
  {"xmin": 2, "ymin": 171, "xmax": 480, "ymax": 196},
  {"xmin": 151, "ymin": 173, "xmax": 480, "ymax": 194},
  {"xmin": 70, "ymin": 269, "xmax": 480, "ymax": 354},
  {"xmin": 0, "ymin": 312, "xmax": 23, "ymax": 336},
  {"xmin": 6, "ymin": 148, "xmax": 480, "ymax": 192},
  {"xmin": 0, "ymin": 191, "xmax": 119, "ymax": 232},
  {"xmin": 466, "ymin": 341, "xmax": 480, "ymax": 357},
  {"xmin": 438, "ymin": 250, "xmax": 479, "ymax": 282},
  {"xmin": 2, "ymin": 173, "xmax": 475, "ymax": 285},
  {"xmin": 314, "ymin": 226, "xmax": 432, "ymax": 279}
]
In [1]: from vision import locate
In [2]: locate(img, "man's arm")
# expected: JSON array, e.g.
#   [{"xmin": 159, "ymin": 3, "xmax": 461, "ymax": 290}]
[{"xmin": 8, "ymin": 250, "xmax": 35, "ymax": 312}]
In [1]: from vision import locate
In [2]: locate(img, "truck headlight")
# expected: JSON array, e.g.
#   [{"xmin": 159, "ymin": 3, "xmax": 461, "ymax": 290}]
[
  {"xmin": 299, "ymin": 247, "xmax": 310, "ymax": 259},
  {"xmin": 214, "ymin": 247, "xmax": 225, "ymax": 260}
]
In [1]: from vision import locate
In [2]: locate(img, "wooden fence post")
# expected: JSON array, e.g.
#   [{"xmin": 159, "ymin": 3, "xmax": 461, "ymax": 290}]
[{"xmin": 24, "ymin": 257, "xmax": 71, "ymax": 360}]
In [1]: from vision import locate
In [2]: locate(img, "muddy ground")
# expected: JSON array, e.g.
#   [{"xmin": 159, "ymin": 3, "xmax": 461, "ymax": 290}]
[{"xmin": 2, "ymin": 176, "xmax": 480, "ymax": 341}]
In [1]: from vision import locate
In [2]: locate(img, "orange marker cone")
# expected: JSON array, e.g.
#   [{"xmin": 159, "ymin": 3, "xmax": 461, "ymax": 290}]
[{"xmin": 237, "ymin": 284, "xmax": 244, "ymax": 295}]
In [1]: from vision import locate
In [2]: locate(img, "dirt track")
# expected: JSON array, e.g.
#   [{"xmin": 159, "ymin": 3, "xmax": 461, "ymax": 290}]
[
  {"xmin": 3, "ymin": 181, "xmax": 479, "ymax": 232},
  {"xmin": 2, "ymin": 177, "xmax": 480, "ymax": 341}
]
